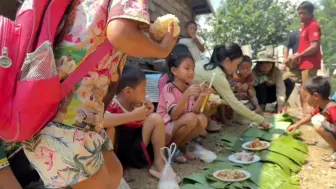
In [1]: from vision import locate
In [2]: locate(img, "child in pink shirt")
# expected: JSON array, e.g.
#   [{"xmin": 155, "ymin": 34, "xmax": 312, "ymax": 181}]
[{"xmin": 157, "ymin": 45, "xmax": 209, "ymax": 163}]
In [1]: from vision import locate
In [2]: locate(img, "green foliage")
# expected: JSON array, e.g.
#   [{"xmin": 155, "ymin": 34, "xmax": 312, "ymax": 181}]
[
  {"xmin": 317, "ymin": 0, "xmax": 336, "ymax": 65},
  {"xmin": 200, "ymin": 0, "xmax": 296, "ymax": 56}
]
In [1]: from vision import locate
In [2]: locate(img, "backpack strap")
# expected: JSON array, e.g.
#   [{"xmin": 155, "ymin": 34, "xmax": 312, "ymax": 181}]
[{"xmin": 60, "ymin": 39, "xmax": 112, "ymax": 99}]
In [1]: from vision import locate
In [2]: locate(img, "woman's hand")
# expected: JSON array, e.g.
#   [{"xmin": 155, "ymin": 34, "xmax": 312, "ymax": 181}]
[
  {"xmin": 158, "ymin": 21, "xmax": 177, "ymax": 55},
  {"xmin": 260, "ymin": 121, "xmax": 270, "ymax": 129}
]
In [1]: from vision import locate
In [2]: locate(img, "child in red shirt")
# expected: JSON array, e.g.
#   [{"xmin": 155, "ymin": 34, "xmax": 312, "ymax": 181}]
[
  {"xmin": 288, "ymin": 76, "xmax": 336, "ymax": 168},
  {"xmin": 105, "ymin": 65, "xmax": 179, "ymax": 181}
]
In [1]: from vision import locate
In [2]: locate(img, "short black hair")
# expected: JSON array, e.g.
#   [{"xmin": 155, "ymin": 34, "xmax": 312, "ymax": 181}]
[
  {"xmin": 304, "ymin": 76, "xmax": 330, "ymax": 100},
  {"xmin": 185, "ymin": 20, "xmax": 197, "ymax": 28},
  {"xmin": 298, "ymin": 1, "xmax": 314, "ymax": 14},
  {"xmin": 241, "ymin": 55, "xmax": 252, "ymax": 64},
  {"xmin": 116, "ymin": 65, "xmax": 146, "ymax": 94}
]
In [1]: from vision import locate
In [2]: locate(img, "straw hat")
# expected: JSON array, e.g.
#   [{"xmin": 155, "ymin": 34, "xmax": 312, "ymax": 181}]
[{"xmin": 252, "ymin": 51, "xmax": 280, "ymax": 63}]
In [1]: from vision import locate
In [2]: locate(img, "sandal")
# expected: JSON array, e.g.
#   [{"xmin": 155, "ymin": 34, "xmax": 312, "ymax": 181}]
[
  {"xmin": 171, "ymin": 149, "xmax": 187, "ymax": 164},
  {"xmin": 206, "ymin": 120, "xmax": 221, "ymax": 132}
]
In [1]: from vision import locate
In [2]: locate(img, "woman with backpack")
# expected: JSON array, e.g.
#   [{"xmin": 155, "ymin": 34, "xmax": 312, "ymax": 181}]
[{"xmin": 20, "ymin": 0, "xmax": 177, "ymax": 189}]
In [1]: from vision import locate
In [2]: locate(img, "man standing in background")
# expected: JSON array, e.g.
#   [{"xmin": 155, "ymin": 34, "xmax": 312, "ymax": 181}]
[{"xmin": 285, "ymin": 1, "xmax": 322, "ymax": 113}]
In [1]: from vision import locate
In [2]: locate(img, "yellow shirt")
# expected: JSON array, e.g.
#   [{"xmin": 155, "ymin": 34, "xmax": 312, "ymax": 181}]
[{"xmin": 194, "ymin": 60, "xmax": 265, "ymax": 124}]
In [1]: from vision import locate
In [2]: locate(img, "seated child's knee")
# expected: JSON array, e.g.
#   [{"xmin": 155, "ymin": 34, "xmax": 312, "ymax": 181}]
[
  {"xmin": 197, "ymin": 114, "xmax": 208, "ymax": 129},
  {"xmin": 184, "ymin": 113, "xmax": 198, "ymax": 127},
  {"xmin": 147, "ymin": 113, "xmax": 165, "ymax": 126}
]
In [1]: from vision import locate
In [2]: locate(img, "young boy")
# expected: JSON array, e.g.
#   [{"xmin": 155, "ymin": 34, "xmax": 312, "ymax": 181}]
[
  {"xmin": 104, "ymin": 65, "xmax": 176, "ymax": 180},
  {"xmin": 288, "ymin": 76, "xmax": 336, "ymax": 168}
]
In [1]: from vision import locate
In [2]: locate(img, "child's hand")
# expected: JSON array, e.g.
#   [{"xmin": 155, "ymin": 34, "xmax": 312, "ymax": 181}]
[
  {"xmin": 132, "ymin": 104, "xmax": 151, "ymax": 122},
  {"xmin": 287, "ymin": 123, "xmax": 300, "ymax": 133},
  {"xmin": 144, "ymin": 100, "xmax": 155, "ymax": 114},
  {"xmin": 186, "ymin": 85, "xmax": 201, "ymax": 97}
]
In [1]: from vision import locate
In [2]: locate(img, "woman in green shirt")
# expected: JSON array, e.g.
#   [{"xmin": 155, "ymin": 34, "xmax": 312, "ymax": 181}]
[{"xmin": 194, "ymin": 44, "xmax": 270, "ymax": 128}]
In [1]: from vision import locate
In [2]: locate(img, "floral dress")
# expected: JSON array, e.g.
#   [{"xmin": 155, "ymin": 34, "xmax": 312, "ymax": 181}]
[{"xmin": 22, "ymin": 0, "xmax": 149, "ymax": 188}]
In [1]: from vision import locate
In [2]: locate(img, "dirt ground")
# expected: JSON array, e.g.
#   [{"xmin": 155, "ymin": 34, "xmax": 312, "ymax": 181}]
[{"xmin": 124, "ymin": 111, "xmax": 336, "ymax": 189}]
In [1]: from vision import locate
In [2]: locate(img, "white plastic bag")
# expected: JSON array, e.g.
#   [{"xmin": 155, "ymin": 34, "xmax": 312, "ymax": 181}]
[
  {"xmin": 118, "ymin": 178, "xmax": 131, "ymax": 189},
  {"xmin": 157, "ymin": 143, "xmax": 180, "ymax": 189},
  {"xmin": 192, "ymin": 143, "xmax": 217, "ymax": 163}
]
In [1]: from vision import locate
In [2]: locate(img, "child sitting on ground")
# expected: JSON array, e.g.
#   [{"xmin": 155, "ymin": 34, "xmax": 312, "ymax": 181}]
[
  {"xmin": 157, "ymin": 48, "xmax": 209, "ymax": 163},
  {"xmin": 104, "ymin": 65, "xmax": 178, "ymax": 181},
  {"xmin": 288, "ymin": 76, "xmax": 336, "ymax": 168},
  {"xmin": 231, "ymin": 55, "xmax": 262, "ymax": 113}
]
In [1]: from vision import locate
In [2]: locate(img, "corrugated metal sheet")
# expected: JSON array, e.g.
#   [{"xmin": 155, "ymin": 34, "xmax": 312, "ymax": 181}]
[{"xmin": 146, "ymin": 74, "xmax": 162, "ymax": 103}]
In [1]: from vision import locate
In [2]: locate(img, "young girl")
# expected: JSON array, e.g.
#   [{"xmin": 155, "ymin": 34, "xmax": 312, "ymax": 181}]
[
  {"xmin": 157, "ymin": 50, "xmax": 208, "ymax": 163},
  {"xmin": 21, "ymin": 0, "xmax": 177, "ymax": 188},
  {"xmin": 231, "ymin": 55, "xmax": 262, "ymax": 113}
]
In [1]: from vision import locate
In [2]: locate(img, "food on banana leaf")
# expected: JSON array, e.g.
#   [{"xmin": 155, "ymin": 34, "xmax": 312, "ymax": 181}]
[
  {"xmin": 234, "ymin": 151, "xmax": 254, "ymax": 161},
  {"xmin": 215, "ymin": 169, "xmax": 248, "ymax": 180},
  {"xmin": 249, "ymin": 139, "xmax": 268, "ymax": 148}
]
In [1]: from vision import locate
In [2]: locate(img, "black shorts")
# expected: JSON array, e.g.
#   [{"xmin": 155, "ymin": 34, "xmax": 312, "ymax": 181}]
[{"xmin": 115, "ymin": 126, "xmax": 154, "ymax": 169}]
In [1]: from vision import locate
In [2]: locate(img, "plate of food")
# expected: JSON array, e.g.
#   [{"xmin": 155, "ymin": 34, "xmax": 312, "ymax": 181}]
[
  {"xmin": 242, "ymin": 139, "xmax": 270, "ymax": 151},
  {"xmin": 228, "ymin": 151, "xmax": 260, "ymax": 164},
  {"xmin": 213, "ymin": 169, "xmax": 251, "ymax": 182}
]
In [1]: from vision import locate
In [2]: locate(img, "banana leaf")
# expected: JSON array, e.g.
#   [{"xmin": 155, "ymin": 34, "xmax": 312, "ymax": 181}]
[
  {"xmin": 268, "ymin": 143, "xmax": 307, "ymax": 165},
  {"xmin": 182, "ymin": 183, "xmax": 209, "ymax": 189},
  {"xmin": 274, "ymin": 135, "xmax": 308, "ymax": 154},
  {"xmin": 183, "ymin": 173, "xmax": 212, "ymax": 187},
  {"xmin": 243, "ymin": 127, "xmax": 266, "ymax": 138},
  {"xmin": 246, "ymin": 163, "xmax": 290, "ymax": 189},
  {"xmin": 259, "ymin": 150, "xmax": 301, "ymax": 174},
  {"xmin": 261, "ymin": 132, "xmax": 282, "ymax": 141}
]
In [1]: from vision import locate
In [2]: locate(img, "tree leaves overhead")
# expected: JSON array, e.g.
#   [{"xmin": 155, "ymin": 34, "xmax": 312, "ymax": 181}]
[
  {"xmin": 200, "ymin": 0, "xmax": 296, "ymax": 56},
  {"xmin": 317, "ymin": 0, "xmax": 336, "ymax": 65}
]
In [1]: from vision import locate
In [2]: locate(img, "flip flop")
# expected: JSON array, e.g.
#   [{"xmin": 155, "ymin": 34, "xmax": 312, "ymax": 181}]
[
  {"xmin": 171, "ymin": 149, "xmax": 187, "ymax": 164},
  {"xmin": 180, "ymin": 146, "xmax": 196, "ymax": 160},
  {"xmin": 149, "ymin": 168, "xmax": 161, "ymax": 180}
]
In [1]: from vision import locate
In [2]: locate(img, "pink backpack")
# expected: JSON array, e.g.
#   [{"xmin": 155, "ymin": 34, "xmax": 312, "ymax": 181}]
[{"xmin": 0, "ymin": 0, "xmax": 112, "ymax": 141}]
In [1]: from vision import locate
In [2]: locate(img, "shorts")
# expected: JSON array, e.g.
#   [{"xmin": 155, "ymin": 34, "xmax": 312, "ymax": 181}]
[
  {"xmin": 322, "ymin": 123, "xmax": 336, "ymax": 138},
  {"xmin": 23, "ymin": 122, "xmax": 113, "ymax": 188},
  {"xmin": 115, "ymin": 126, "xmax": 153, "ymax": 169}
]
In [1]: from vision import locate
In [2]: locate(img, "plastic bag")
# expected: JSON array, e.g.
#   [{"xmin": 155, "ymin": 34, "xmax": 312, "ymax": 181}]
[
  {"xmin": 157, "ymin": 143, "xmax": 180, "ymax": 189},
  {"xmin": 118, "ymin": 178, "xmax": 131, "ymax": 189},
  {"xmin": 192, "ymin": 143, "xmax": 217, "ymax": 163}
]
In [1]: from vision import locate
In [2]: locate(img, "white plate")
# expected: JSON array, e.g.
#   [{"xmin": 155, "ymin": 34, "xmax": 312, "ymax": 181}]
[
  {"xmin": 213, "ymin": 169, "xmax": 251, "ymax": 182},
  {"xmin": 239, "ymin": 100, "xmax": 249, "ymax": 104},
  {"xmin": 242, "ymin": 141, "xmax": 270, "ymax": 151},
  {"xmin": 228, "ymin": 154, "xmax": 260, "ymax": 164}
]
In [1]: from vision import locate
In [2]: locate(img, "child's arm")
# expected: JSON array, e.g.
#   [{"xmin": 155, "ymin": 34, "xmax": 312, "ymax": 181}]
[
  {"xmin": 287, "ymin": 114, "xmax": 312, "ymax": 132},
  {"xmin": 104, "ymin": 105, "xmax": 150, "ymax": 128},
  {"xmin": 170, "ymin": 85, "xmax": 200, "ymax": 120},
  {"xmin": 191, "ymin": 93, "xmax": 207, "ymax": 113}
]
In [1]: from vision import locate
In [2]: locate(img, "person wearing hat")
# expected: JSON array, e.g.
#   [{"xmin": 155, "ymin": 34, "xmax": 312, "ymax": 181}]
[{"xmin": 252, "ymin": 51, "xmax": 287, "ymax": 113}]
